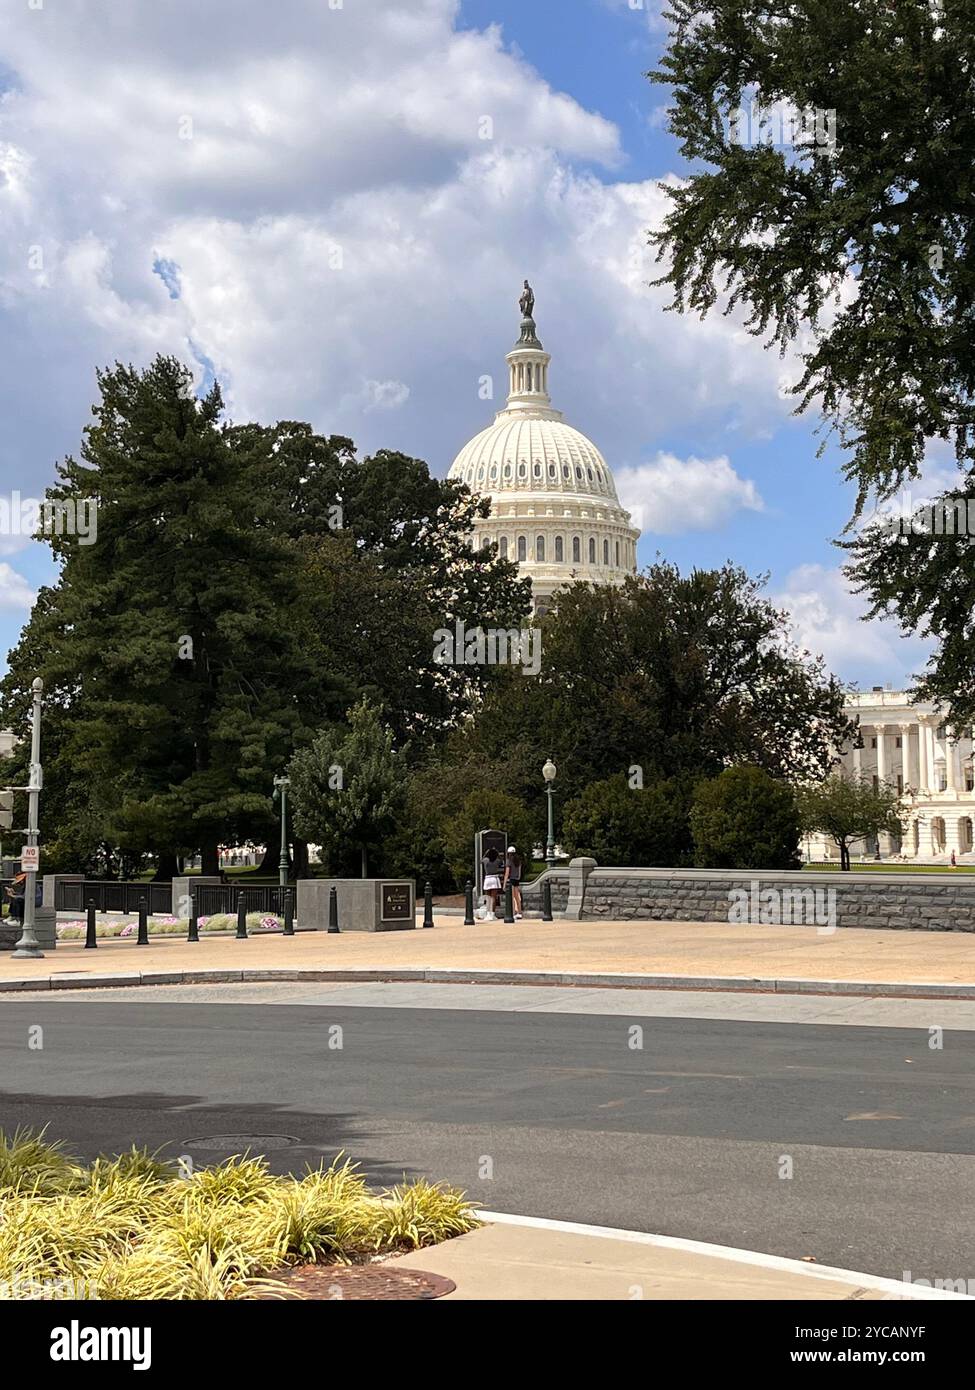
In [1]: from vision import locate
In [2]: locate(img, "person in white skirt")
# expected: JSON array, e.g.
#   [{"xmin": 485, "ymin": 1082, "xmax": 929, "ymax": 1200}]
[{"xmin": 481, "ymin": 847, "xmax": 503, "ymax": 918}]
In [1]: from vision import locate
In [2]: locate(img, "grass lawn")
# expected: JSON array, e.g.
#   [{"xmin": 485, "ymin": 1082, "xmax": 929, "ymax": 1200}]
[{"xmin": 803, "ymin": 862, "xmax": 975, "ymax": 873}]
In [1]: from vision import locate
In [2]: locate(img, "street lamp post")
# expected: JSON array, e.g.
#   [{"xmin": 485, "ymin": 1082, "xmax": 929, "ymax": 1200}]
[
  {"xmin": 542, "ymin": 757, "xmax": 557, "ymax": 868},
  {"xmin": 272, "ymin": 775, "xmax": 290, "ymax": 889},
  {"xmin": 13, "ymin": 678, "xmax": 44, "ymax": 959}
]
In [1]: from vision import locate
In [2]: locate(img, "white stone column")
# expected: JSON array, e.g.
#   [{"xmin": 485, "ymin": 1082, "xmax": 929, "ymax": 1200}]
[
  {"xmin": 925, "ymin": 722, "xmax": 937, "ymax": 789},
  {"xmin": 946, "ymin": 736, "xmax": 959, "ymax": 792},
  {"xmin": 899, "ymin": 723, "xmax": 911, "ymax": 790},
  {"xmin": 918, "ymin": 719, "xmax": 929, "ymax": 790},
  {"xmin": 876, "ymin": 725, "xmax": 887, "ymax": 784}
]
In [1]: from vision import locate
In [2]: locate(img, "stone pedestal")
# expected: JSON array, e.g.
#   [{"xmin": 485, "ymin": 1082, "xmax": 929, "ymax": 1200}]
[
  {"xmin": 297, "ymin": 878, "xmax": 415, "ymax": 932},
  {"xmin": 172, "ymin": 877, "xmax": 222, "ymax": 917},
  {"xmin": 0, "ymin": 905, "xmax": 57, "ymax": 951}
]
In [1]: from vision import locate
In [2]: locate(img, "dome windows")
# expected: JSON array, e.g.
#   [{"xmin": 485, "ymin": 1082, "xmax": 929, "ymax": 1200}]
[
  {"xmin": 500, "ymin": 536, "xmax": 508, "ymax": 559},
  {"xmin": 572, "ymin": 536, "xmax": 581, "ymax": 563},
  {"xmin": 517, "ymin": 535, "xmax": 527, "ymax": 562},
  {"xmin": 536, "ymin": 535, "xmax": 545, "ymax": 562},
  {"xmin": 615, "ymin": 540, "xmax": 620, "ymax": 567},
  {"xmin": 603, "ymin": 539, "xmax": 609, "ymax": 565},
  {"xmin": 589, "ymin": 537, "xmax": 596, "ymax": 564},
  {"xmin": 555, "ymin": 535, "xmax": 564, "ymax": 562}
]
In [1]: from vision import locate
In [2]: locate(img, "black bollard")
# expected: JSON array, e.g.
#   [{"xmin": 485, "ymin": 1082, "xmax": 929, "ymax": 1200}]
[
  {"xmin": 188, "ymin": 893, "xmax": 199, "ymax": 943},
  {"xmin": 85, "ymin": 898, "xmax": 97, "ymax": 950},
  {"xmin": 283, "ymin": 888, "xmax": 295, "ymax": 936},
  {"xmin": 542, "ymin": 879, "xmax": 553, "ymax": 922},
  {"xmin": 464, "ymin": 878, "xmax": 475, "ymax": 926},
  {"xmin": 422, "ymin": 881, "xmax": 434, "ymax": 929},
  {"xmin": 236, "ymin": 894, "xmax": 248, "ymax": 939},
  {"xmin": 137, "ymin": 896, "xmax": 149, "ymax": 945},
  {"xmin": 503, "ymin": 882, "xmax": 515, "ymax": 923},
  {"xmin": 327, "ymin": 886, "xmax": 340, "ymax": 934}
]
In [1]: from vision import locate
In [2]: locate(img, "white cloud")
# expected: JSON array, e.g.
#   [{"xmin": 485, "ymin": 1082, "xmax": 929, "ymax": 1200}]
[
  {"xmin": 0, "ymin": 562, "xmax": 36, "ymax": 612},
  {"xmin": 616, "ymin": 451, "xmax": 764, "ymax": 534},
  {"xmin": 0, "ymin": 0, "xmax": 799, "ymax": 496},
  {"xmin": 773, "ymin": 565, "xmax": 934, "ymax": 688}
]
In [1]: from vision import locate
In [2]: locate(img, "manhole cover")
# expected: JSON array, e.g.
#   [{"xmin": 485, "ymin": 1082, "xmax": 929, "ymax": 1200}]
[
  {"xmin": 262, "ymin": 1265, "xmax": 455, "ymax": 1301},
  {"xmin": 182, "ymin": 1134, "xmax": 301, "ymax": 1151}
]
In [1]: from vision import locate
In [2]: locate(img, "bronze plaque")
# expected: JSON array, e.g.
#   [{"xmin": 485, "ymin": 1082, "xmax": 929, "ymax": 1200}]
[{"xmin": 380, "ymin": 882, "xmax": 412, "ymax": 921}]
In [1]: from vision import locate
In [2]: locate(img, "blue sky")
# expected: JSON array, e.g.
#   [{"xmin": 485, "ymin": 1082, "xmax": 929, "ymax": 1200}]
[{"xmin": 0, "ymin": 0, "xmax": 937, "ymax": 687}]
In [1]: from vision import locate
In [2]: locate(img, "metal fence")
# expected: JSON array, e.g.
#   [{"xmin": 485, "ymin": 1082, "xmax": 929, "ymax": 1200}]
[
  {"xmin": 195, "ymin": 884, "xmax": 294, "ymax": 917},
  {"xmin": 55, "ymin": 880, "xmax": 174, "ymax": 915}
]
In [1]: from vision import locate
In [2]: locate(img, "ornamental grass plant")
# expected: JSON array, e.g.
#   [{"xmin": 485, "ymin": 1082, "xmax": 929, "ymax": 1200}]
[{"xmin": 0, "ymin": 1130, "xmax": 479, "ymax": 1300}]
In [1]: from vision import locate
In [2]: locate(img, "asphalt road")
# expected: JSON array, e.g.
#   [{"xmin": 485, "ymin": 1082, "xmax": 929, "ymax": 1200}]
[{"xmin": 2, "ymin": 994, "xmax": 975, "ymax": 1282}]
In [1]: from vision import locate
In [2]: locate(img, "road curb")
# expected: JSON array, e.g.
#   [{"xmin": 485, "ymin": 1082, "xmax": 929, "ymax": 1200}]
[
  {"xmin": 477, "ymin": 1211, "xmax": 974, "ymax": 1299},
  {"xmin": 2, "ymin": 964, "xmax": 975, "ymax": 998}
]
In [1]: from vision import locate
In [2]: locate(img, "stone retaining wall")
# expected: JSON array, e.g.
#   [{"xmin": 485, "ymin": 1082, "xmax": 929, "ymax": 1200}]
[
  {"xmin": 520, "ymin": 871, "xmax": 569, "ymax": 913},
  {"xmin": 576, "ymin": 865, "xmax": 975, "ymax": 932}
]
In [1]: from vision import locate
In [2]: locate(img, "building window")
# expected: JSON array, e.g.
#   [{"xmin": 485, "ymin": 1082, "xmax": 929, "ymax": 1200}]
[
  {"xmin": 588, "ymin": 537, "xmax": 596, "ymax": 563},
  {"xmin": 896, "ymin": 736, "xmax": 902, "ymax": 748},
  {"xmin": 555, "ymin": 536, "xmax": 564, "ymax": 562},
  {"xmin": 499, "ymin": 536, "xmax": 508, "ymax": 559},
  {"xmin": 536, "ymin": 535, "xmax": 545, "ymax": 562},
  {"xmin": 615, "ymin": 540, "xmax": 620, "ymax": 566},
  {"xmin": 572, "ymin": 536, "xmax": 581, "ymax": 563},
  {"xmin": 871, "ymin": 737, "xmax": 877, "ymax": 749},
  {"xmin": 517, "ymin": 535, "xmax": 527, "ymax": 562},
  {"xmin": 603, "ymin": 539, "xmax": 609, "ymax": 565}
]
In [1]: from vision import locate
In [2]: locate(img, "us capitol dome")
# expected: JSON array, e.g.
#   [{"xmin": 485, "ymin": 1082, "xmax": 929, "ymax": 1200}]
[{"xmin": 448, "ymin": 281, "xmax": 640, "ymax": 607}]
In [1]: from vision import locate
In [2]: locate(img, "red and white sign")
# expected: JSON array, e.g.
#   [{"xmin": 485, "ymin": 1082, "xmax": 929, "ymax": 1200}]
[{"xmin": 20, "ymin": 845, "xmax": 39, "ymax": 872}]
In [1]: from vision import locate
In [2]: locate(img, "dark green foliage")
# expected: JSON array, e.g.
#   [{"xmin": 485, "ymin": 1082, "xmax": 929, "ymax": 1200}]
[
  {"xmin": 561, "ymin": 774, "xmax": 693, "ymax": 867},
  {"xmin": 690, "ymin": 765, "xmax": 802, "ymax": 869},
  {"xmin": 650, "ymin": 0, "xmax": 975, "ymax": 511}
]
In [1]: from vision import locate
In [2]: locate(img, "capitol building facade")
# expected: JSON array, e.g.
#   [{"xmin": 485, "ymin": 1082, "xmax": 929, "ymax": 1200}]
[
  {"xmin": 809, "ymin": 688, "xmax": 975, "ymax": 861},
  {"xmin": 448, "ymin": 285, "xmax": 640, "ymax": 606}
]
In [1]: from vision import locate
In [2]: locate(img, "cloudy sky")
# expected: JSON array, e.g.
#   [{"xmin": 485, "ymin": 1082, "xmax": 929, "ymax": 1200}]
[{"xmin": 0, "ymin": 0, "xmax": 939, "ymax": 687}]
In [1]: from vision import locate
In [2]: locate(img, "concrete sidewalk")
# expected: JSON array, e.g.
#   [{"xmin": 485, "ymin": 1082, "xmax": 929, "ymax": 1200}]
[
  {"xmin": 388, "ymin": 1215, "xmax": 969, "ymax": 1300},
  {"xmin": 2, "ymin": 917, "xmax": 975, "ymax": 997}
]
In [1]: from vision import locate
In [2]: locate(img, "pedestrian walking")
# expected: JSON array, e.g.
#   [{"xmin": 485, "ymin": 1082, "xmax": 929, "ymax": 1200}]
[{"xmin": 504, "ymin": 845, "xmax": 523, "ymax": 920}]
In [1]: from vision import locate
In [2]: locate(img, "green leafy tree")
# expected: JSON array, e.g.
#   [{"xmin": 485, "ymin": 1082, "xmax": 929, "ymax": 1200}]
[
  {"xmin": 0, "ymin": 360, "xmax": 531, "ymax": 875},
  {"xmin": 650, "ymin": 1, "xmax": 975, "ymax": 510},
  {"xmin": 796, "ymin": 773, "xmax": 903, "ymax": 871},
  {"xmin": 649, "ymin": 5, "xmax": 975, "ymax": 727},
  {"xmin": 0, "ymin": 358, "xmax": 308, "ymax": 875},
  {"xmin": 288, "ymin": 699, "xmax": 403, "ymax": 878},
  {"xmin": 441, "ymin": 789, "xmax": 535, "ymax": 890},
  {"xmin": 444, "ymin": 565, "xmax": 853, "ymax": 812},
  {"xmin": 561, "ymin": 774, "xmax": 693, "ymax": 867},
  {"xmin": 690, "ymin": 765, "xmax": 802, "ymax": 870}
]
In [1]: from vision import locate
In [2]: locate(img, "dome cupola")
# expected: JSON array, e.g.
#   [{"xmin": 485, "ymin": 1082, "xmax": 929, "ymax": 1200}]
[{"xmin": 447, "ymin": 281, "xmax": 641, "ymax": 606}]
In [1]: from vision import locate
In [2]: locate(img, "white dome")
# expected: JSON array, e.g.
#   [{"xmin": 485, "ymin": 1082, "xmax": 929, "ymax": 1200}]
[
  {"xmin": 449, "ymin": 415, "xmax": 623, "ymax": 504},
  {"xmin": 447, "ymin": 285, "xmax": 640, "ymax": 606}
]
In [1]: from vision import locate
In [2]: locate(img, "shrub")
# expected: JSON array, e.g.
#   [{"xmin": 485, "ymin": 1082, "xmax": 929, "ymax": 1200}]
[
  {"xmin": 561, "ymin": 774, "xmax": 693, "ymax": 867},
  {"xmin": 690, "ymin": 765, "xmax": 801, "ymax": 869},
  {"xmin": 441, "ymin": 789, "xmax": 535, "ymax": 888}
]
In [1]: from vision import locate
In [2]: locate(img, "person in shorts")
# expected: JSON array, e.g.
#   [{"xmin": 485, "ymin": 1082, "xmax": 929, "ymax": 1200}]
[{"xmin": 504, "ymin": 845, "xmax": 523, "ymax": 920}]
